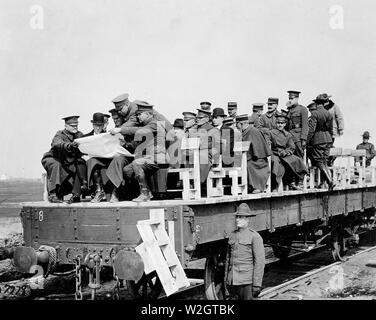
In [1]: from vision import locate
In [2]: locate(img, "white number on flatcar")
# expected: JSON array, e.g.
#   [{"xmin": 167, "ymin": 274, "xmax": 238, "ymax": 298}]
[{"xmin": 38, "ymin": 211, "xmax": 44, "ymax": 222}]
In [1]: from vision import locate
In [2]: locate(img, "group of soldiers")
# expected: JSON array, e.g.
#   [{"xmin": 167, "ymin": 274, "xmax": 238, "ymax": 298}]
[{"xmin": 41, "ymin": 90, "xmax": 347, "ymax": 204}]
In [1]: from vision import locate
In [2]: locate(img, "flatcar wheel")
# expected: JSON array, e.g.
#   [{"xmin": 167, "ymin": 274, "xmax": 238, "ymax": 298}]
[
  {"xmin": 331, "ymin": 232, "xmax": 347, "ymax": 262},
  {"xmin": 272, "ymin": 239, "xmax": 292, "ymax": 260},
  {"xmin": 126, "ymin": 271, "xmax": 163, "ymax": 300},
  {"xmin": 204, "ymin": 253, "xmax": 226, "ymax": 300}
]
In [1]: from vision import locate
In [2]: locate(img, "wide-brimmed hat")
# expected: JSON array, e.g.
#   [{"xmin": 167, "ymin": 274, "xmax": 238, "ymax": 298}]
[{"xmin": 234, "ymin": 203, "xmax": 256, "ymax": 217}]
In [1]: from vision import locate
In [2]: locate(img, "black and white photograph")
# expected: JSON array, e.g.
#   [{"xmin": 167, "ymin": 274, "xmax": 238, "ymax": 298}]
[{"xmin": 1, "ymin": 0, "xmax": 376, "ymax": 312}]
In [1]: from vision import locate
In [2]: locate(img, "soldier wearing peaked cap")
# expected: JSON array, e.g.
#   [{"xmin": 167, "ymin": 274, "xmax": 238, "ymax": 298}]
[
  {"xmin": 269, "ymin": 112, "xmax": 307, "ymax": 191},
  {"xmin": 285, "ymin": 91, "xmax": 308, "ymax": 160},
  {"xmin": 41, "ymin": 116, "xmax": 88, "ymax": 204},
  {"xmin": 356, "ymin": 131, "xmax": 375, "ymax": 167},
  {"xmin": 225, "ymin": 203, "xmax": 266, "ymax": 300},
  {"xmin": 306, "ymin": 98, "xmax": 334, "ymax": 189},
  {"xmin": 249, "ymin": 103, "xmax": 264, "ymax": 128}
]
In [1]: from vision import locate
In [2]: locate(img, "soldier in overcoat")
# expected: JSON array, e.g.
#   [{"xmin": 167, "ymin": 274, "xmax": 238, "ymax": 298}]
[
  {"xmin": 285, "ymin": 91, "xmax": 308, "ymax": 159},
  {"xmin": 226, "ymin": 203, "xmax": 266, "ymax": 300},
  {"xmin": 236, "ymin": 114, "xmax": 271, "ymax": 193},
  {"xmin": 306, "ymin": 98, "xmax": 334, "ymax": 189},
  {"xmin": 41, "ymin": 116, "xmax": 87, "ymax": 203},
  {"xmin": 269, "ymin": 112, "xmax": 307, "ymax": 191}
]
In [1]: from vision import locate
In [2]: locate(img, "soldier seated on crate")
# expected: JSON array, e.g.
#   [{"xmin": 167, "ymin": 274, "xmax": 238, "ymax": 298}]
[
  {"xmin": 356, "ymin": 131, "xmax": 375, "ymax": 167},
  {"xmin": 269, "ymin": 112, "xmax": 307, "ymax": 192},
  {"xmin": 121, "ymin": 101, "xmax": 174, "ymax": 202},
  {"xmin": 306, "ymin": 98, "xmax": 335, "ymax": 190},
  {"xmin": 236, "ymin": 114, "xmax": 271, "ymax": 194},
  {"xmin": 225, "ymin": 203, "xmax": 265, "ymax": 300},
  {"xmin": 41, "ymin": 116, "xmax": 88, "ymax": 204}
]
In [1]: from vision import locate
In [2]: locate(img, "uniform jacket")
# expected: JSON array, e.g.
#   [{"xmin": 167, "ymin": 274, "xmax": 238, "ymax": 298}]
[
  {"xmin": 42, "ymin": 129, "xmax": 84, "ymax": 166},
  {"xmin": 287, "ymin": 104, "xmax": 309, "ymax": 142},
  {"xmin": 120, "ymin": 101, "xmax": 139, "ymax": 128},
  {"xmin": 307, "ymin": 105, "xmax": 333, "ymax": 146},
  {"xmin": 226, "ymin": 228, "xmax": 265, "ymax": 286},
  {"xmin": 325, "ymin": 100, "xmax": 344, "ymax": 137},
  {"xmin": 132, "ymin": 114, "xmax": 174, "ymax": 164},
  {"xmin": 356, "ymin": 142, "xmax": 375, "ymax": 166}
]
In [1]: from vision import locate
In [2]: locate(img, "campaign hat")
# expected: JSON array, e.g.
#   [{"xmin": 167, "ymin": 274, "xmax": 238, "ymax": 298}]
[{"xmin": 234, "ymin": 203, "xmax": 256, "ymax": 217}]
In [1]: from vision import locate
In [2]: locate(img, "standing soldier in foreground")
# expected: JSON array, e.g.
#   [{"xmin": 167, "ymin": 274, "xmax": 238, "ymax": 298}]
[
  {"xmin": 226, "ymin": 203, "xmax": 265, "ymax": 300},
  {"xmin": 306, "ymin": 98, "xmax": 334, "ymax": 189},
  {"xmin": 356, "ymin": 131, "xmax": 375, "ymax": 167},
  {"xmin": 286, "ymin": 91, "xmax": 308, "ymax": 159}
]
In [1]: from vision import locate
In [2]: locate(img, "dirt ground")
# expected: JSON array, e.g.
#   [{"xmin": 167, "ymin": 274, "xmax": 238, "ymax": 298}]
[{"xmin": 261, "ymin": 247, "xmax": 376, "ymax": 300}]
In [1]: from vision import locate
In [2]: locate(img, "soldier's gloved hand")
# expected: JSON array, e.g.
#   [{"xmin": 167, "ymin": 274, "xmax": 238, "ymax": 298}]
[
  {"xmin": 66, "ymin": 142, "xmax": 76, "ymax": 151},
  {"xmin": 72, "ymin": 141, "xmax": 79, "ymax": 148},
  {"xmin": 252, "ymin": 286, "xmax": 262, "ymax": 298},
  {"xmin": 301, "ymin": 139, "xmax": 307, "ymax": 149}
]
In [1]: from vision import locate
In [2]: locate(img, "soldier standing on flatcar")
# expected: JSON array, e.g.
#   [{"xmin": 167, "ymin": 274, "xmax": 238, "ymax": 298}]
[
  {"xmin": 41, "ymin": 116, "xmax": 88, "ymax": 204},
  {"xmin": 248, "ymin": 103, "xmax": 264, "ymax": 127},
  {"xmin": 227, "ymin": 102, "xmax": 238, "ymax": 120},
  {"xmin": 306, "ymin": 98, "xmax": 334, "ymax": 190},
  {"xmin": 285, "ymin": 91, "xmax": 308, "ymax": 159},
  {"xmin": 269, "ymin": 112, "xmax": 307, "ymax": 191},
  {"xmin": 226, "ymin": 203, "xmax": 265, "ymax": 300},
  {"xmin": 236, "ymin": 114, "xmax": 271, "ymax": 193},
  {"xmin": 356, "ymin": 131, "xmax": 375, "ymax": 167}
]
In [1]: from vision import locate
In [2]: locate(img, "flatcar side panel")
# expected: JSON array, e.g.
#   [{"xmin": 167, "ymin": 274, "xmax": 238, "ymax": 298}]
[
  {"xmin": 363, "ymin": 188, "xmax": 376, "ymax": 209},
  {"xmin": 347, "ymin": 189, "xmax": 362, "ymax": 213},
  {"xmin": 328, "ymin": 192, "xmax": 346, "ymax": 217}
]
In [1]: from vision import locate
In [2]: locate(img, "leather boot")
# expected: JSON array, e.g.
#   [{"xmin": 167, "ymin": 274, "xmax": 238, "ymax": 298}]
[
  {"xmin": 318, "ymin": 164, "xmax": 335, "ymax": 190},
  {"xmin": 91, "ymin": 184, "xmax": 105, "ymax": 203},
  {"xmin": 66, "ymin": 194, "xmax": 81, "ymax": 204},
  {"xmin": 48, "ymin": 192, "xmax": 63, "ymax": 203},
  {"xmin": 133, "ymin": 174, "xmax": 153, "ymax": 202}
]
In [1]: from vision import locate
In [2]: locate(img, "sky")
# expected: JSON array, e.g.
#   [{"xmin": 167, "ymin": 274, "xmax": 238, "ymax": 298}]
[{"xmin": 1, "ymin": 0, "xmax": 376, "ymax": 178}]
